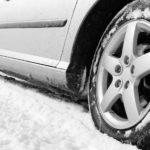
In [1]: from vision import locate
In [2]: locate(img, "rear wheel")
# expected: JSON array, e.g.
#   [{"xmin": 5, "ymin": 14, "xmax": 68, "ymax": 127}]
[{"xmin": 89, "ymin": 0, "xmax": 150, "ymax": 149}]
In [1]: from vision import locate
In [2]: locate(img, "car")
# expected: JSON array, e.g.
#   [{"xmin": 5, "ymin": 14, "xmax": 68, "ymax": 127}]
[{"xmin": 1, "ymin": 0, "xmax": 150, "ymax": 148}]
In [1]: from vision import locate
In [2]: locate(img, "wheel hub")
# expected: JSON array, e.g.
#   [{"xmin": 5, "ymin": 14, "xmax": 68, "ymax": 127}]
[
  {"xmin": 116, "ymin": 61, "xmax": 135, "ymax": 89},
  {"xmin": 97, "ymin": 20, "xmax": 150, "ymax": 129}
]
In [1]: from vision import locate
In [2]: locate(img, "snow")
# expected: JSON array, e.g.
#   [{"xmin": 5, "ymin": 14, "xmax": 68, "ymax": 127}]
[
  {"xmin": 125, "ymin": 130, "xmax": 132, "ymax": 138},
  {"xmin": 0, "ymin": 77, "xmax": 138, "ymax": 150},
  {"xmin": 136, "ymin": 113, "xmax": 150, "ymax": 131},
  {"xmin": 143, "ymin": 8, "xmax": 150, "ymax": 19},
  {"xmin": 126, "ymin": 8, "xmax": 143, "ymax": 19},
  {"xmin": 126, "ymin": 7, "xmax": 150, "ymax": 20}
]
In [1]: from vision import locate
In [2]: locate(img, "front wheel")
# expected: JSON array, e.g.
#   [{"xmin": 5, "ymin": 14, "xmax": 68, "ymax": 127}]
[{"xmin": 89, "ymin": 0, "xmax": 150, "ymax": 149}]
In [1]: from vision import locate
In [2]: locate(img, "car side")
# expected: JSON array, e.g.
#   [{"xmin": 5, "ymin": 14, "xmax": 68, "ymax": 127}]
[
  {"xmin": 2, "ymin": 0, "xmax": 150, "ymax": 149},
  {"xmin": 0, "ymin": 0, "xmax": 132, "ymax": 99}
]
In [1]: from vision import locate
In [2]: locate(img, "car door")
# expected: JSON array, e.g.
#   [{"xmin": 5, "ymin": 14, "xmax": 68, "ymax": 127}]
[{"xmin": 0, "ymin": 0, "xmax": 78, "ymax": 67}]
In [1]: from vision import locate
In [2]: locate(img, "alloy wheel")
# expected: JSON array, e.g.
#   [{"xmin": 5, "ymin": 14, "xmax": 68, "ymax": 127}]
[{"xmin": 97, "ymin": 20, "xmax": 150, "ymax": 129}]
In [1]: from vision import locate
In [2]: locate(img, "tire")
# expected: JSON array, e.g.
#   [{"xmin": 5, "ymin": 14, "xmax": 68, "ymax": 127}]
[{"xmin": 89, "ymin": 0, "xmax": 150, "ymax": 149}]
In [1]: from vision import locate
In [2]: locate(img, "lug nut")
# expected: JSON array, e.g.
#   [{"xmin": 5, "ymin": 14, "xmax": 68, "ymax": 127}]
[
  {"xmin": 131, "ymin": 65, "xmax": 135, "ymax": 74},
  {"xmin": 115, "ymin": 79, "xmax": 122, "ymax": 88},
  {"xmin": 124, "ymin": 56, "xmax": 130, "ymax": 65},
  {"xmin": 124, "ymin": 81, "xmax": 130, "ymax": 89},
  {"xmin": 115, "ymin": 65, "xmax": 122, "ymax": 74}
]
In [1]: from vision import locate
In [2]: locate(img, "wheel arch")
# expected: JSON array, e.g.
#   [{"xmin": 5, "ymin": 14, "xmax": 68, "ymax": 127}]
[{"xmin": 66, "ymin": 0, "xmax": 133, "ymax": 96}]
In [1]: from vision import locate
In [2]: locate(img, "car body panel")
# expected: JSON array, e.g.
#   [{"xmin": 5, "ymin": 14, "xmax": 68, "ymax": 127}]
[
  {"xmin": 0, "ymin": 56, "xmax": 67, "ymax": 88},
  {"xmin": 58, "ymin": 0, "xmax": 98, "ymax": 69},
  {"xmin": 0, "ymin": 0, "xmax": 99, "ymax": 93},
  {"xmin": 0, "ymin": 0, "xmax": 78, "ymax": 67}
]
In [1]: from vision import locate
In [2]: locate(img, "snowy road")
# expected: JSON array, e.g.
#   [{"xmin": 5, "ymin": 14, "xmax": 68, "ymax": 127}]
[{"xmin": 0, "ymin": 77, "xmax": 138, "ymax": 150}]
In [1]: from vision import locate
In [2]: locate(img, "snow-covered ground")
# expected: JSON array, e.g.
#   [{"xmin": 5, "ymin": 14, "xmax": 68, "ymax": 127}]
[{"xmin": 0, "ymin": 77, "xmax": 138, "ymax": 150}]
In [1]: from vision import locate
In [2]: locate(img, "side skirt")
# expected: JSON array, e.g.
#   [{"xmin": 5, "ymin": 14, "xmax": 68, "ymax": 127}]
[{"xmin": 0, "ymin": 56, "xmax": 68, "ymax": 90}]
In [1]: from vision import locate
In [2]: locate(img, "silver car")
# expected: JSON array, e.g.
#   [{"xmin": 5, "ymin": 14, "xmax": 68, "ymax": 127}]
[{"xmin": 0, "ymin": 0, "xmax": 150, "ymax": 148}]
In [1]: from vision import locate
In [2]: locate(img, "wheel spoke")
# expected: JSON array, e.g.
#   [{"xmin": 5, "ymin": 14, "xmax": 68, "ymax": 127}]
[
  {"xmin": 101, "ymin": 53, "xmax": 120, "ymax": 76},
  {"xmin": 122, "ymin": 82, "xmax": 141, "ymax": 123},
  {"xmin": 100, "ymin": 80, "xmax": 120, "ymax": 112},
  {"xmin": 122, "ymin": 22, "xmax": 139, "ymax": 58},
  {"xmin": 133, "ymin": 53, "xmax": 150, "ymax": 79}
]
